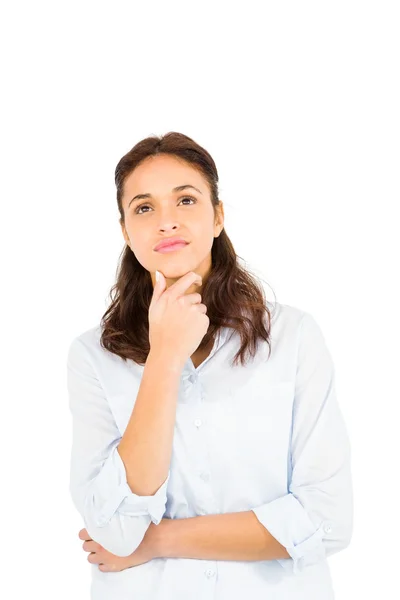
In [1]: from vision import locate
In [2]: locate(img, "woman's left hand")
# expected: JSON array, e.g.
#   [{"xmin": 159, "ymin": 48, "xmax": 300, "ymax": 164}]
[{"xmin": 79, "ymin": 521, "xmax": 163, "ymax": 573}]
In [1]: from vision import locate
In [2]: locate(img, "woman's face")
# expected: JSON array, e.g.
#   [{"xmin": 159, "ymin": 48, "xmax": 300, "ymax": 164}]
[{"xmin": 120, "ymin": 154, "xmax": 224, "ymax": 295}]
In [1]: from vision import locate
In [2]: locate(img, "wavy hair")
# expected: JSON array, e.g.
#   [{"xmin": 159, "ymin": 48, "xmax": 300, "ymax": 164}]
[{"xmin": 100, "ymin": 131, "xmax": 276, "ymax": 367}]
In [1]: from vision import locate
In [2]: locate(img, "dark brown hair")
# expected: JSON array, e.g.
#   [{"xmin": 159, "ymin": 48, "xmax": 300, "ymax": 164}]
[{"xmin": 100, "ymin": 131, "xmax": 275, "ymax": 368}]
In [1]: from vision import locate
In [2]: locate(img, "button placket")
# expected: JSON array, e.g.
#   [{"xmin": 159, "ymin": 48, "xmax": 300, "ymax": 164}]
[{"xmin": 189, "ymin": 391, "xmax": 218, "ymax": 515}]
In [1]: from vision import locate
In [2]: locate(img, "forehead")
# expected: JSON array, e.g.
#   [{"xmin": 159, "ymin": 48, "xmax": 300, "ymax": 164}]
[{"xmin": 123, "ymin": 155, "xmax": 206, "ymax": 199}]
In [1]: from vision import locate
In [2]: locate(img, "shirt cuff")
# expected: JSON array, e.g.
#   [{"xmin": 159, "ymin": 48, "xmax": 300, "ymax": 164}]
[
  {"xmin": 93, "ymin": 443, "xmax": 170, "ymax": 527},
  {"xmin": 252, "ymin": 492, "xmax": 333, "ymax": 575}
]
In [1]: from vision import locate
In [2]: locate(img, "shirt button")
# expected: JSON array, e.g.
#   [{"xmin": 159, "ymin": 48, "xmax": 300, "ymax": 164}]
[
  {"xmin": 97, "ymin": 516, "xmax": 106, "ymax": 526},
  {"xmin": 194, "ymin": 418, "xmax": 202, "ymax": 427},
  {"xmin": 205, "ymin": 569, "xmax": 215, "ymax": 578},
  {"xmin": 200, "ymin": 472, "xmax": 210, "ymax": 482},
  {"xmin": 189, "ymin": 373, "xmax": 197, "ymax": 384},
  {"xmin": 323, "ymin": 523, "xmax": 332, "ymax": 533}
]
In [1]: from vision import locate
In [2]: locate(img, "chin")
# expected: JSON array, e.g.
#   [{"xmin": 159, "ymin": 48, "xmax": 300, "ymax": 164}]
[{"xmin": 155, "ymin": 261, "xmax": 197, "ymax": 280}]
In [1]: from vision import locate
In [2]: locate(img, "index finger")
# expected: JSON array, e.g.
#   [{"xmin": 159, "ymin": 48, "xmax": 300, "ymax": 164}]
[{"xmin": 165, "ymin": 271, "xmax": 202, "ymax": 300}]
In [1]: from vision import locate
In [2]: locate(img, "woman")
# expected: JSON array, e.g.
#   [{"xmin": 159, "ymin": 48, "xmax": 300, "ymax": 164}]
[{"xmin": 67, "ymin": 131, "xmax": 353, "ymax": 599}]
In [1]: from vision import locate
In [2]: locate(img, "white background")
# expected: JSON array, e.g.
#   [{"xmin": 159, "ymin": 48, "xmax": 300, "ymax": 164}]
[{"xmin": 1, "ymin": 1, "xmax": 399, "ymax": 598}]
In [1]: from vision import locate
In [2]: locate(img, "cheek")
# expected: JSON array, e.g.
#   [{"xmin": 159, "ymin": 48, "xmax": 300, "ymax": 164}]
[
  {"xmin": 190, "ymin": 222, "xmax": 215, "ymax": 247},
  {"xmin": 186, "ymin": 237, "xmax": 214, "ymax": 261},
  {"xmin": 128, "ymin": 233, "xmax": 152, "ymax": 264}
]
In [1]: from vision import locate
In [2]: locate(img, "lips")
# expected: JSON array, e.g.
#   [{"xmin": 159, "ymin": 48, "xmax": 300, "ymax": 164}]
[{"xmin": 154, "ymin": 237, "xmax": 189, "ymax": 251}]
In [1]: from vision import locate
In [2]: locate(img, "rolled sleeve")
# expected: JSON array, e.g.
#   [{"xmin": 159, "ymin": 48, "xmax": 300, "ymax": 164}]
[
  {"xmin": 94, "ymin": 444, "xmax": 170, "ymax": 527},
  {"xmin": 67, "ymin": 336, "xmax": 170, "ymax": 557},
  {"xmin": 252, "ymin": 312, "xmax": 353, "ymax": 575},
  {"xmin": 252, "ymin": 492, "xmax": 331, "ymax": 575}
]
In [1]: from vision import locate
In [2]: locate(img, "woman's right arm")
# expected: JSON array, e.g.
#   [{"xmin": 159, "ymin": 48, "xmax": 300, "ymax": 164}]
[
  {"xmin": 117, "ymin": 348, "xmax": 184, "ymax": 499},
  {"xmin": 67, "ymin": 337, "xmax": 184, "ymax": 558}
]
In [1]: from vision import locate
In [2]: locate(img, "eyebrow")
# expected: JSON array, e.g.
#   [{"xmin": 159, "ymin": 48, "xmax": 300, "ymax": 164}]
[{"xmin": 128, "ymin": 184, "xmax": 203, "ymax": 208}]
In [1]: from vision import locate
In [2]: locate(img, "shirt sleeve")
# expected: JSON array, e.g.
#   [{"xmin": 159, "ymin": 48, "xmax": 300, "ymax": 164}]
[
  {"xmin": 251, "ymin": 311, "xmax": 354, "ymax": 575},
  {"xmin": 67, "ymin": 336, "xmax": 170, "ymax": 557}
]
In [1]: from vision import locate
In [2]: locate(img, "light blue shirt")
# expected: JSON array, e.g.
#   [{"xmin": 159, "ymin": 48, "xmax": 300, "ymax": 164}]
[{"xmin": 67, "ymin": 301, "xmax": 353, "ymax": 599}]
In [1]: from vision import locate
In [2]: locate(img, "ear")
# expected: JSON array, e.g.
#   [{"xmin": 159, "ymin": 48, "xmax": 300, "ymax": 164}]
[{"xmin": 215, "ymin": 201, "xmax": 224, "ymax": 234}]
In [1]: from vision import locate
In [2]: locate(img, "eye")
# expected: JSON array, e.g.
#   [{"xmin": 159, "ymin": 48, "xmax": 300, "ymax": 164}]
[{"xmin": 134, "ymin": 196, "xmax": 197, "ymax": 215}]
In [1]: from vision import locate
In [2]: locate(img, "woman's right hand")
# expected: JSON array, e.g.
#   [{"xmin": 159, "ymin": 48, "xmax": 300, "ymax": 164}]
[{"xmin": 148, "ymin": 270, "xmax": 209, "ymax": 363}]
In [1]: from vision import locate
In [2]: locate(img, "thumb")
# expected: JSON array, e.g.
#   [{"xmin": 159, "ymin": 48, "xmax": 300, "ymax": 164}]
[{"xmin": 152, "ymin": 269, "xmax": 166, "ymax": 301}]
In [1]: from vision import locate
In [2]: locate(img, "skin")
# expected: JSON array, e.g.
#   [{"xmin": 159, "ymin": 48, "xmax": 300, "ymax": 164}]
[
  {"xmin": 79, "ymin": 523, "xmax": 162, "ymax": 572},
  {"xmin": 119, "ymin": 153, "xmax": 224, "ymax": 297},
  {"xmin": 79, "ymin": 153, "xmax": 225, "ymax": 571}
]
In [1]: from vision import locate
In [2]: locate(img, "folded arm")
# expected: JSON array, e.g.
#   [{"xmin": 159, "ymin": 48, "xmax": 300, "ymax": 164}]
[{"xmin": 157, "ymin": 510, "xmax": 290, "ymax": 561}]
